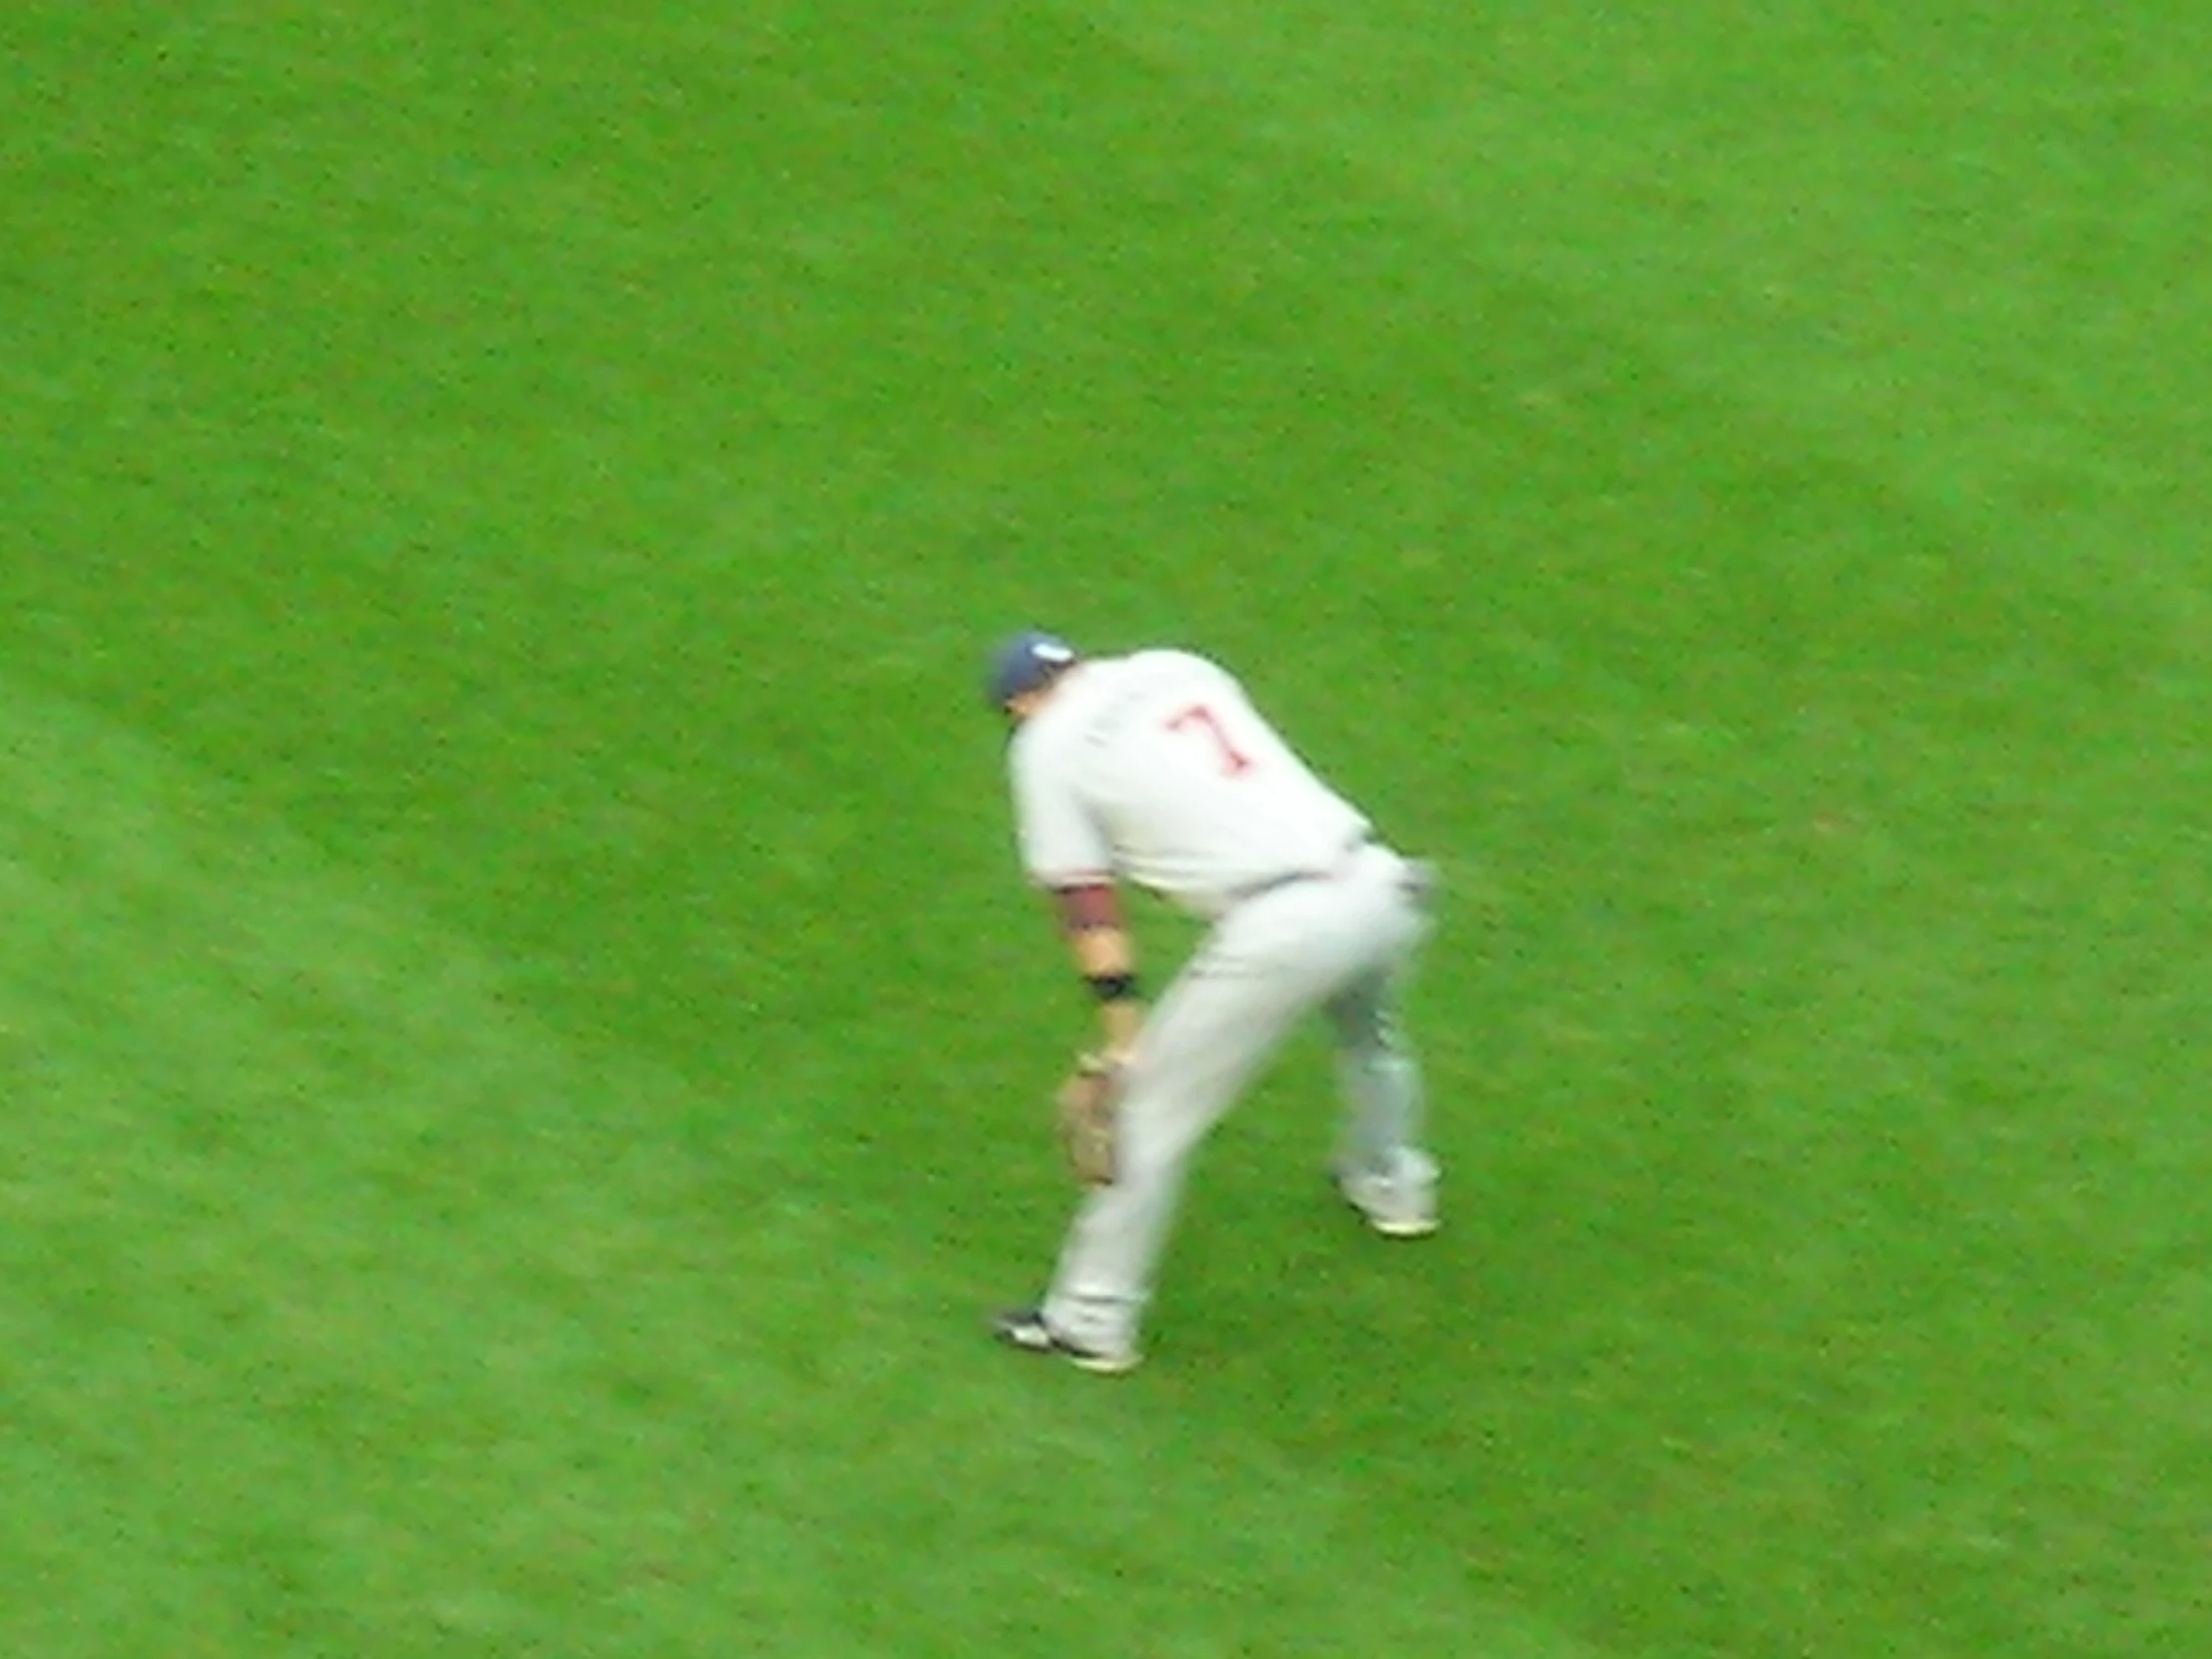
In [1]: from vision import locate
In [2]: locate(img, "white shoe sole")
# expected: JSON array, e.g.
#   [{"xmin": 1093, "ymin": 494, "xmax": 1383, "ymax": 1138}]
[
  {"xmin": 1335, "ymin": 1174, "xmax": 1439, "ymax": 1239},
  {"xmin": 1364, "ymin": 1210, "xmax": 1440, "ymax": 1239}
]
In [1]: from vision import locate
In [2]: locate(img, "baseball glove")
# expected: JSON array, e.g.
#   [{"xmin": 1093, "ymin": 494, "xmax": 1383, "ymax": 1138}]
[{"xmin": 1055, "ymin": 1052, "xmax": 1125, "ymax": 1187}]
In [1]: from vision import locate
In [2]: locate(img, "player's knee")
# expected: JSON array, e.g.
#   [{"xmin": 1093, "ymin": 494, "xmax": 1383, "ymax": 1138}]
[{"xmin": 1117, "ymin": 1103, "xmax": 1221, "ymax": 1180}]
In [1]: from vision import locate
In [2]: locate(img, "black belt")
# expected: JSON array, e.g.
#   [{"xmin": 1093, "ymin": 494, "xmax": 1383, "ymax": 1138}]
[{"xmin": 1230, "ymin": 833, "xmax": 1375, "ymax": 905}]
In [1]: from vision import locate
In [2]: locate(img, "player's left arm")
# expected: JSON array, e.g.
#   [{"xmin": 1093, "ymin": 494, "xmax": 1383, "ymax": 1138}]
[
  {"xmin": 1050, "ymin": 881, "xmax": 1145, "ymax": 1060},
  {"xmin": 1009, "ymin": 740, "xmax": 1141, "ymax": 1059}
]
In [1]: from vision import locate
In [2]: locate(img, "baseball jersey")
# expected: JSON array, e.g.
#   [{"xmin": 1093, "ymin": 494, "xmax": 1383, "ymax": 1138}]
[{"xmin": 1008, "ymin": 650, "xmax": 1371, "ymax": 918}]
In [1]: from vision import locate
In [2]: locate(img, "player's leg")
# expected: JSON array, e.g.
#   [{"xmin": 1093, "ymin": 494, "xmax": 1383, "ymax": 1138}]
[
  {"xmin": 1321, "ymin": 846, "xmax": 1437, "ymax": 1234},
  {"xmin": 1326, "ymin": 963, "xmax": 1438, "ymax": 1236},
  {"xmin": 1038, "ymin": 922, "xmax": 1317, "ymax": 1359}
]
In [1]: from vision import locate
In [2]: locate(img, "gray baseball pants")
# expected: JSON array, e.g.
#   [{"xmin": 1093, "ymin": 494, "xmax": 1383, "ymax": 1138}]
[{"xmin": 1042, "ymin": 841, "xmax": 1434, "ymax": 1355}]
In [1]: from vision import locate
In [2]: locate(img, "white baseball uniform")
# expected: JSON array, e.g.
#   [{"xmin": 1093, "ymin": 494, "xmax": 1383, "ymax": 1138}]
[{"xmin": 1008, "ymin": 649, "xmax": 1436, "ymax": 1356}]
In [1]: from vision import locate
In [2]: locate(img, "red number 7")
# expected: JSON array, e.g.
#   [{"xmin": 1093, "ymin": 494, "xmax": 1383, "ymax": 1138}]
[{"xmin": 1166, "ymin": 703, "xmax": 1254, "ymax": 776}]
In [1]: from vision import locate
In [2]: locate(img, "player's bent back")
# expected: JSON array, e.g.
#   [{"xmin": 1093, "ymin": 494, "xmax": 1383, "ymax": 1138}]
[{"xmin": 1011, "ymin": 650, "xmax": 1371, "ymax": 919}]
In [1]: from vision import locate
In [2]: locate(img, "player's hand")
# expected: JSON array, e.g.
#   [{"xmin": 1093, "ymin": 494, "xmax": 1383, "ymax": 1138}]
[{"xmin": 1055, "ymin": 1051, "xmax": 1125, "ymax": 1186}]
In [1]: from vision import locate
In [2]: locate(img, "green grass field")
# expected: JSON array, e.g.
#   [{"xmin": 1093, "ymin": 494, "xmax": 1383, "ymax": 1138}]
[{"xmin": 4, "ymin": 3, "xmax": 2208, "ymax": 1654}]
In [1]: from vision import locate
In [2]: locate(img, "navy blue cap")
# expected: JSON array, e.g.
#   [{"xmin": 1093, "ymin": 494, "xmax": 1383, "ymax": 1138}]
[{"xmin": 983, "ymin": 629, "xmax": 1079, "ymax": 709}]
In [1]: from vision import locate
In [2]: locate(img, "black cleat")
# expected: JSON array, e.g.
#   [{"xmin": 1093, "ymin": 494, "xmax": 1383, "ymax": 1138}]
[{"xmin": 991, "ymin": 1307, "xmax": 1143, "ymax": 1376}]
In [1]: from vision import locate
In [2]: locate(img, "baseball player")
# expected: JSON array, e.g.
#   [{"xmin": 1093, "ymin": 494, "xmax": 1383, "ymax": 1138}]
[{"xmin": 983, "ymin": 629, "xmax": 1438, "ymax": 1375}]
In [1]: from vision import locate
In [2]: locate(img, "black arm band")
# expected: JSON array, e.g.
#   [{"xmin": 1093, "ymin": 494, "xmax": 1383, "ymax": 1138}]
[{"xmin": 1084, "ymin": 971, "xmax": 1141, "ymax": 1004}]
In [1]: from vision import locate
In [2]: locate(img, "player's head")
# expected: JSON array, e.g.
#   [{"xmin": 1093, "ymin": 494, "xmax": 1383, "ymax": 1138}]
[{"xmin": 984, "ymin": 628, "xmax": 1081, "ymax": 721}]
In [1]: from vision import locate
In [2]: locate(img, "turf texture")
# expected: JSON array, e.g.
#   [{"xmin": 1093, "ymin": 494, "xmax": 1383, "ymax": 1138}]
[{"xmin": 2, "ymin": 3, "xmax": 2208, "ymax": 1655}]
